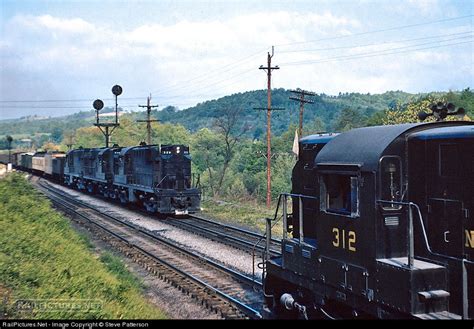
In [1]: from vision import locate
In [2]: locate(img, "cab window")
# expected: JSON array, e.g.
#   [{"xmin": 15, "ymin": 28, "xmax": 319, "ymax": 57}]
[
  {"xmin": 321, "ymin": 174, "xmax": 359, "ymax": 218},
  {"xmin": 380, "ymin": 156, "xmax": 402, "ymax": 210}
]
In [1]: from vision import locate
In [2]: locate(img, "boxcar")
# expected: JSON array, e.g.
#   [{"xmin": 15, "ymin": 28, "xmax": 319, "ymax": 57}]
[
  {"xmin": 21, "ymin": 153, "xmax": 34, "ymax": 171},
  {"xmin": 32, "ymin": 152, "xmax": 46, "ymax": 174},
  {"xmin": 44, "ymin": 152, "xmax": 66, "ymax": 176}
]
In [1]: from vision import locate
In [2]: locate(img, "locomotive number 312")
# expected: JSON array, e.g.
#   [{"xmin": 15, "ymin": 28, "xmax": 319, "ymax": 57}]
[{"xmin": 332, "ymin": 228, "xmax": 356, "ymax": 252}]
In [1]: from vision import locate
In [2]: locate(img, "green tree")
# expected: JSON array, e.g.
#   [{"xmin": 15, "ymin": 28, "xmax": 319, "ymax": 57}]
[
  {"xmin": 381, "ymin": 96, "xmax": 471, "ymax": 125},
  {"xmin": 50, "ymin": 127, "xmax": 63, "ymax": 143},
  {"xmin": 212, "ymin": 108, "xmax": 249, "ymax": 196},
  {"xmin": 334, "ymin": 108, "xmax": 365, "ymax": 131},
  {"xmin": 446, "ymin": 88, "xmax": 474, "ymax": 117},
  {"xmin": 191, "ymin": 128, "xmax": 225, "ymax": 197}
]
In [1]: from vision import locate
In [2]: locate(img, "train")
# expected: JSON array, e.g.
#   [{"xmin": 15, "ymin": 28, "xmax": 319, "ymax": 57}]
[
  {"xmin": 262, "ymin": 120, "xmax": 473, "ymax": 319},
  {"xmin": 4, "ymin": 143, "xmax": 201, "ymax": 215}
]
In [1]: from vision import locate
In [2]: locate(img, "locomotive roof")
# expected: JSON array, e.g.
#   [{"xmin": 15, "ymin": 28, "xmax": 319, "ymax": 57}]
[
  {"xmin": 408, "ymin": 125, "xmax": 474, "ymax": 140},
  {"xmin": 300, "ymin": 133, "xmax": 338, "ymax": 144},
  {"xmin": 315, "ymin": 122, "xmax": 474, "ymax": 171},
  {"xmin": 315, "ymin": 123, "xmax": 420, "ymax": 171},
  {"xmin": 120, "ymin": 144, "xmax": 160, "ymax": 155}
]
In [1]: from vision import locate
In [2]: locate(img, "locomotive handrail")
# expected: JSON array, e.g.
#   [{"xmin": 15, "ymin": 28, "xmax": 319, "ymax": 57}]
[
  {"xmin": 377, "ymin": 199, "xmax": 474, "ymax": 265},
  {"xmin": 280, "ymin": 193, "xmax": 319, "ymax": 243},
  {"xmin": 378, "ymin": 199, "xmax": 472, "ymax": 319},
  {"xmin": 252, "ymin": 193, "xmax": 320, "ymax": 285},
  {"xmin": 155, "ymin": 175, "xmax": 169, "ymax": 188},
  {"xmin": 251, "ymin": 194, "xmax": 284, "ymax": 285}
]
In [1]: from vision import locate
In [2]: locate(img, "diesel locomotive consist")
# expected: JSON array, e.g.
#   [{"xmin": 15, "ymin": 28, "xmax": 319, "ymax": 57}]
[
  {"xmin": 7, "ymin": 143, "xmax": 201, "ymax": 215},
  {"xmin": 262, "ymin": 121, "xmax": 473, "ymax": 319}
]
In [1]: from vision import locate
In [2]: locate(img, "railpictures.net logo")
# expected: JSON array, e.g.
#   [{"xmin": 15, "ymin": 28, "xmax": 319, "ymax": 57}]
[{"xmin": 14, "ymin": 300, "xmax": 103, "ymax": 313}]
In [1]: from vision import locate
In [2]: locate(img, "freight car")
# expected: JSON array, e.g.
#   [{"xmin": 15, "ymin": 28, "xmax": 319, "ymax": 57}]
[
  {"xmin": 0, "ymin": 152, "xmax": 23, "ymax": 165},
  {"xmin": 31, "ymin": 151, "xmax": 46, "ymax": 174},
  {"xmin": 21, "ymin": 153, "xmax": 34, "ymax": 171},
  {"xmin": 44, "ymin": 152, "xmax": 66, "ymax": 180},
  {"xmin": 0, "ymin": 153, "xmax": 9, "ymax": 164},
  {"xmin": 64, "ymin": 143, "xmax": 200, "ymax": 215},
  {"xmin": 262, "ymin": 121, "xmax": 473, "ymax": 319}
]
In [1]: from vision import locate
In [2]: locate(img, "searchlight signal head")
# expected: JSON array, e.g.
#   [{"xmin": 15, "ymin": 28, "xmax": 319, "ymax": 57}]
[
  {"xmin": 93, "ymin": 99, "xmax": 104, "ymax": 111},
  {"xmin": 418, "ymin": 102, "xmax": 466, "ymax": 122},
  {"xmin": 112, "ymin": 85, "xmax": 123, "ymax": 96}
]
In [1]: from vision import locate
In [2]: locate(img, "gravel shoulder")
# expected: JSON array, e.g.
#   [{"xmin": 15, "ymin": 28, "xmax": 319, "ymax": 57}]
[
  {"xmin": 45, "ymin": 180, "xmax": 264, "ymax": 281},
  {"xmin": 67, "ymin": 218, "xmax": 222, "ymax": 319}
]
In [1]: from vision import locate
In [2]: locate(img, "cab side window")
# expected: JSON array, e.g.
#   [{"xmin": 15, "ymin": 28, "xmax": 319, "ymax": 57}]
[
  {"xmin": 321, "ymin": 174, "xmax": 359, "ymax": 218},
  {"xmin": 380, "ymin": 156, "xmax": 402, "ymax": 210}
]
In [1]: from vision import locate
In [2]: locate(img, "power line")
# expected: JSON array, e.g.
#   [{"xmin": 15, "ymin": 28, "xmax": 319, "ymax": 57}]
[
  {"xmin": 278, "ymin": 30, "xmax": 473, "ymax": 54},
  {"xmin": 1, "ymin": 17, "xmax": 473, "ymax": 110},
  {"xmin": 151, "ymin": 15, "xmax": 472, "ymax": 97},
  {"xmin": 154, "ymin": 17, "xmax": 473, "ymax": 99},
  {"xmin": 280, "ymin": 36, "xmax": 473, "ymax": 66},
  {"xmin": 275, "ymin": 14, "xmax": 473, "ymax": 48},
  {"xmin": 155, "ymin": 16, "xmax": 472, "ymax": 98},
  {"xmin": 0, "ymin": 104, "xmax": 147, "ymax": 109},
  {"xmin": 150, "ymin": 47, "xmax": 269, "ymax": 95},
  {"xmin": 0, "ymin": 96, "xmax": 147, "ymax": 104}
]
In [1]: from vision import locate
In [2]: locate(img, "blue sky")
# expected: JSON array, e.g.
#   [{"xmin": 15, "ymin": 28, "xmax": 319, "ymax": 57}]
[{"xmin": 0, "ymin": 0, "xmax": 472, "ymax": 119}]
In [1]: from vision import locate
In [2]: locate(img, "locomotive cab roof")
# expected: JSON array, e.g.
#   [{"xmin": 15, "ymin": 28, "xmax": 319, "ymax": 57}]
[
  {"xmin": 120, "ymin": 144, "xmax": 160, "ymax": 156},
  {"xmin": 315, "ymin": 121, "xmax": 474, "ymax": 172},
  {"xmin": 408, "ymin": 125, "xmax": 474, "ymax": 140},
  {"xmin": 300, "ymin": 133, "xmax": 339, "ymax": 145}
]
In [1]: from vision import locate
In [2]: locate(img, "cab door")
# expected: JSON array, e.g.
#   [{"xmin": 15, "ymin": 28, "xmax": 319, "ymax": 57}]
[
  {"xmin": 420, "ymin": 141, "xmax": 470, "ymax": 258},
  {"xmin": 427, "ymin": 198, "xmax": 464, "ymax": 257}
]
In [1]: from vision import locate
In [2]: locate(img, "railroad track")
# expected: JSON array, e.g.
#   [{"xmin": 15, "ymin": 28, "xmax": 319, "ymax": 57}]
[
  {"xmin": 166, "ymin": 214, "xmax": 281, "ymax": 257},
  {"xmin": 35, "ymin": 175, "xmax": 281, "ymax": 258},
  {"xmin": 35, "ymin": 178, "xmax": 263, "ymax": 319}
]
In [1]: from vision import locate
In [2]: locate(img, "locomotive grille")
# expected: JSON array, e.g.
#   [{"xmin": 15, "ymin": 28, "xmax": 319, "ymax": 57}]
[{"xmin": 384, "ymin": 216, "xmax": 399, "ymax": 226}]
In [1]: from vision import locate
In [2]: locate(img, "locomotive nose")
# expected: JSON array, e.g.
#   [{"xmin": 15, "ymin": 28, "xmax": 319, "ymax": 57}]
[
  {"xmin": 171, "ymin": 195, "xmax": 191, "ymax": 209},
  {"xmin": 171, "ymin": 195, "xmax": 191, "ymax": 215}
]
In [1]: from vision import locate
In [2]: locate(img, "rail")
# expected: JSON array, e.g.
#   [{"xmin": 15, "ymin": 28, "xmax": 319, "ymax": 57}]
[{"xmin": 37, "ymin": 179, "xmax": 262, "ymax": 319}]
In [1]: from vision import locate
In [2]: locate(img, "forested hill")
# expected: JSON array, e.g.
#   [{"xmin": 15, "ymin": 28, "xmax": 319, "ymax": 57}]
[
  {"xmin": 0, "ymin": 89, "xmax": 450, "ymax": 140},
  {"xmin": 146, "ymin": 89, "xmax": 416, "ymax": 138}
]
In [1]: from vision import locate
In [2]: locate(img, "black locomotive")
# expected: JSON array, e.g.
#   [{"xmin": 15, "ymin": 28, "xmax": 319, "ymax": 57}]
[
  {"xmin": 262, "ymin": 121, "xmax": 473, "ymax": 319},
  {"xmin": 8, "ymin": 143, "xmax": 201, "ymax": 215},
  {"xmin": 63, "ymin": 143, "xmax": 200, "ymax": 215}
]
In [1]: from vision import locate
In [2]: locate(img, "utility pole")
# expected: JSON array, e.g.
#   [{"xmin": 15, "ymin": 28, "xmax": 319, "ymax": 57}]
[
  {"xmin": 258, "ymin": 46, "xmax": 281, "ymax": 209},
  {"xmin": 289, "ymin": 89, "xmax": 315, "ymax": 137},
  {"xmin": 137, "ymin": 95, "xmax": 160, "ymax": 145},
  {"xmin": 6, "ymin": 135, "xmax": 13, "ymax": 164},
  {"xmin": 65, "ymin": 133, "xmax": 75, "ymax": 151}
]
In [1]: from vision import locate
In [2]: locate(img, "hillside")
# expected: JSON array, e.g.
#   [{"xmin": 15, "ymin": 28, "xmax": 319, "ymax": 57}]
[
  {"xmin": 151, "ymin": 89, "xmax": 416, "ymax": 137},
  {"xmin": 1, "ymin": 88, "xmax": 471, "ymax": 147},
  {"xmin": 0, "ymin": 174, "xmax": 165, "ymax": 319}
]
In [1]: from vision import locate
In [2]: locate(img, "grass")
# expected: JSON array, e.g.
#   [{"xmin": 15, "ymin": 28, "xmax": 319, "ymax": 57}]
[
  {"xmin": 200, "ymin": 197, "xmax": 284, "ymax": 237},
  {"xmin": 0, "ymin": 173, "xmax": 166, "ymax": 319}
]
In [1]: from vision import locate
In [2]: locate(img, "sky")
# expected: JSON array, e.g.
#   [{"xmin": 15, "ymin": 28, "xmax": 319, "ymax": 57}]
[{"xmin": 0, "ymin": 0, "xmax": 473, "ymax": 119}]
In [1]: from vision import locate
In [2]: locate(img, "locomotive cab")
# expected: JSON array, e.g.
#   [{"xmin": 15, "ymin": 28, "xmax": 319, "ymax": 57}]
[
  {"xmin": 263, "ymin": 122, "xmax": 473, "ymax": 319},
  {"xmin": 159, "ymin": 144, "xmax": 200, "ymax": 215},
  {"xmin": 407, "ymin": 125, "xmax": 474, "ymax": 318}
]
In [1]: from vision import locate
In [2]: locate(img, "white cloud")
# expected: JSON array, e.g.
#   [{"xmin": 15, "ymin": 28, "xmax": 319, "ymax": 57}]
[
  {"xmin": 0, "ymin": 9, "xmax": 471, "ymax": 119},
  {"xmin": 407, "ymin": 0, "xmax": 440, "ymax": 15}
]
